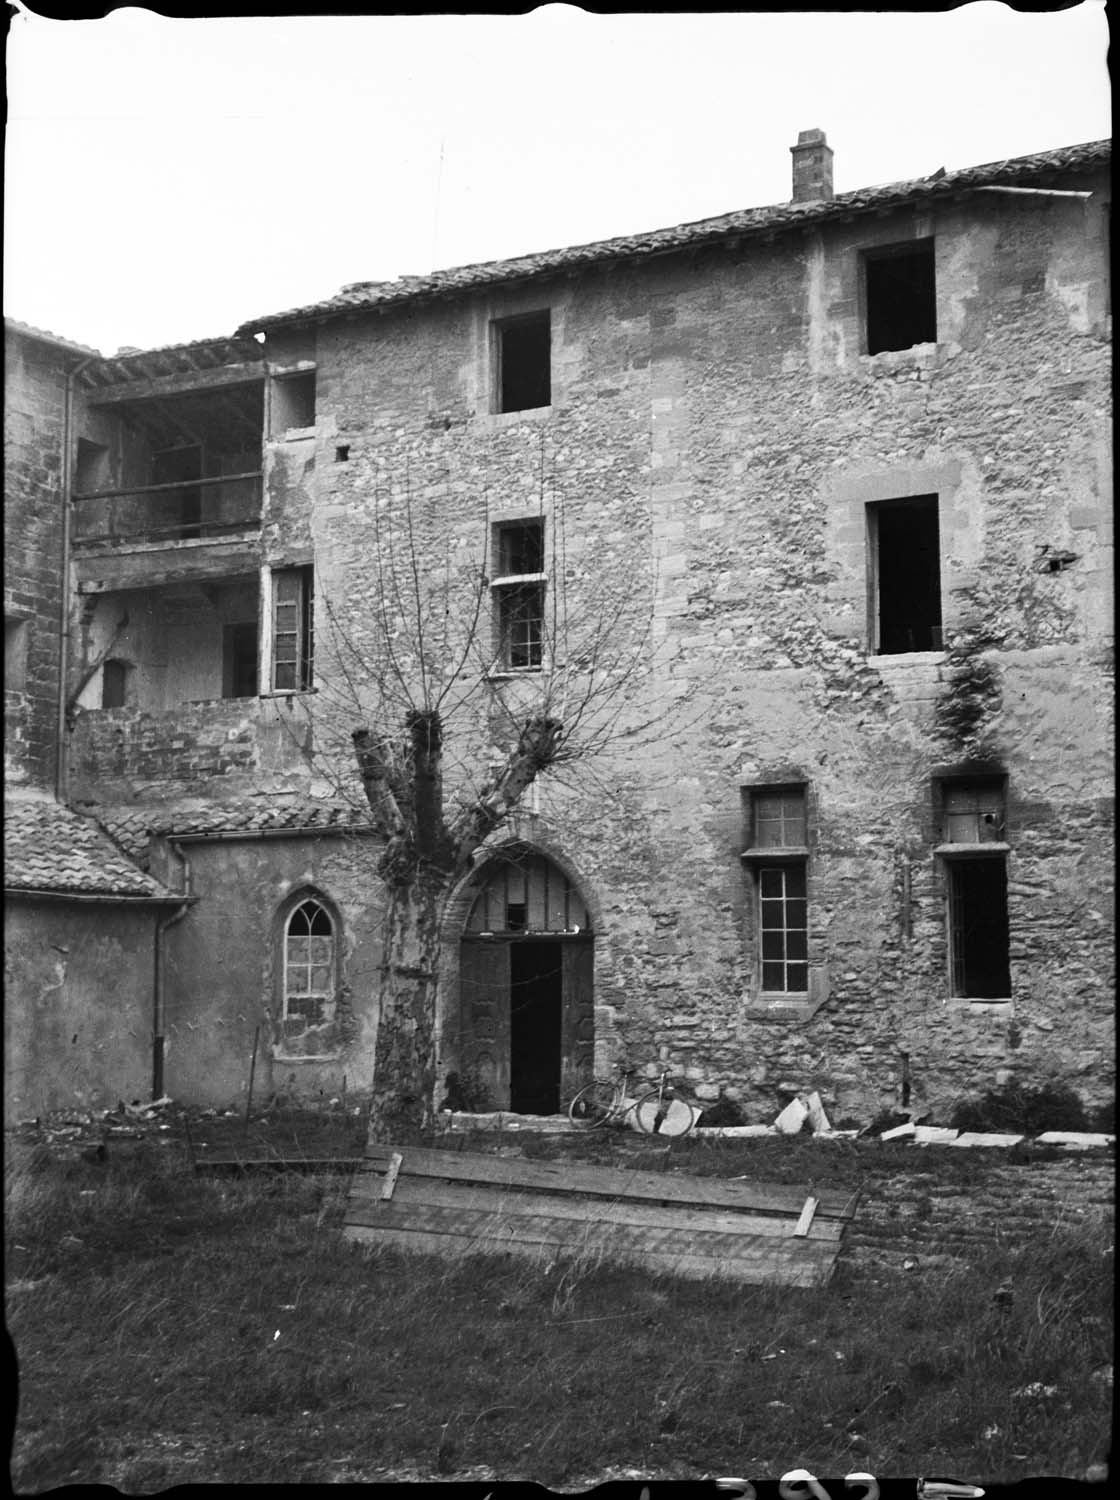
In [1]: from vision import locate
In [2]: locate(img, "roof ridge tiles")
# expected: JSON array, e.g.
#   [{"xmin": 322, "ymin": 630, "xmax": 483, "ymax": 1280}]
[{"xmin": 236, "ymin": 137, "xmax": 1109, "ymax": 335}]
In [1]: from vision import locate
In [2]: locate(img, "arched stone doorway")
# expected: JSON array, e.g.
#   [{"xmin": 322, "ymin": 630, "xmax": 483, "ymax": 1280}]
[{"xmin": 458, "ymin": 848, "xmax": 594, "ymax": 1114}]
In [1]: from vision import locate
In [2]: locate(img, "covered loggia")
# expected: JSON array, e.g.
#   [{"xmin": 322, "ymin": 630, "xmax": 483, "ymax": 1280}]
[{"xmin": 456, "ymin": 847, "xmax": 593, "ymax": 1114}]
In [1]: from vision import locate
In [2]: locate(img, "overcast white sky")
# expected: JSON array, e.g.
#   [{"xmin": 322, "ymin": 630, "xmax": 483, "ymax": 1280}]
[{"xmin": 4, "ymin": 3, "xmax": 1110, "ymax": 355}]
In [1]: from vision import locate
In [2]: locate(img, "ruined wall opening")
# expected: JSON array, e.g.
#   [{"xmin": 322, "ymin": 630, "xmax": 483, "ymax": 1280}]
[
  {"xmin": 864, "ymin": 238, "xmax": 936, "ymax": 354},
  {"xmin": 74, "ymin": 383, "xmax": 263, "ymax": 546},
  {"xmin": 269, "ymin": 371, "xmax": 316, "ymax": 437},
  {"xmin": 76, "ymin": 574, "xmax": 261, "ymax": 713}
]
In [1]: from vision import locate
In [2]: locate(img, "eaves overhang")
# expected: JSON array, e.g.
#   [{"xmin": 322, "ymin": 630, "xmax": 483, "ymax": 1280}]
[{"xmin": 236, "ymin": 137, "xmax": 1110, "ymax": 336}]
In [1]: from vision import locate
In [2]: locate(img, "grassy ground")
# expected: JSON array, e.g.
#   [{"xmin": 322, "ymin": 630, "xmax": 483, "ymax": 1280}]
[{"xmin": 6, "ymin": 1127, "xmax": 1113, "ymax": 1490}]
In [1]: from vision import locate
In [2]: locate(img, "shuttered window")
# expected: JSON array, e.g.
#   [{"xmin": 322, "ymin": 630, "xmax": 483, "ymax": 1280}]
[{"xmin": 271, "ymin": 566, "xmax": 314, "ymax": 691}]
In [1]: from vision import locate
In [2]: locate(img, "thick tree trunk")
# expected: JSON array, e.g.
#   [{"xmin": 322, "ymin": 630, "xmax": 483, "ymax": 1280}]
[
  {"xmin": 354, "ymin": 713, "xmax": 562, "ymax": 1141},
  {"xmin": 366, "ymin": 871, "xmax": 446, "ymax": 1143}
]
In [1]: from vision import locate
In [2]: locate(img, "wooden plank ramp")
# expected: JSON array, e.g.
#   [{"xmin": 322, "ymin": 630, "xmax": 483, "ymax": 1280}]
[{"xmin": 343, "ymin": 1144, "xmax": 860, "ymax": 1287}]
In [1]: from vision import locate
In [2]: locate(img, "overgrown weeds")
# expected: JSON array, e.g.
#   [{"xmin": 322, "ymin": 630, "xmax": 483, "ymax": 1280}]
[
  {"xmin": 6, "ymin": 1145, "xmax": 1112, "ymax": 1489},
  {"xmin": 949, "ymin": 1079, "xmax": 1091, "ymax": 1135}
]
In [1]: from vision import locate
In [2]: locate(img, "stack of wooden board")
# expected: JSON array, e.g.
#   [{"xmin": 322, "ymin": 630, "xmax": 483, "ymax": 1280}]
[{"xmin": 344, "ymin": 1144, "xmax": 859, "ymax": 1287}]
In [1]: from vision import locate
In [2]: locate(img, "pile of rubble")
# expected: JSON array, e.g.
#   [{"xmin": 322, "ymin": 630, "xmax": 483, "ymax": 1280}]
[{"xmin": 700, "ymin": 1092, "xmax": 1113, "ymax": 1150}]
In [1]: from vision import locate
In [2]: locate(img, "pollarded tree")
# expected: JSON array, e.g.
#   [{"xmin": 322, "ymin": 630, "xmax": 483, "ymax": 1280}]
[{"xmin": 305, "ymin": 458, "xmax": 676, "ymax": 1142}]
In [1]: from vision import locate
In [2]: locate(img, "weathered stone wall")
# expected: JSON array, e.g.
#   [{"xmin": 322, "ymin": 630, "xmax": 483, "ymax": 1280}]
[
  {"xmin": 845, "ymin": 1151, "xmax": 1114, "ymax": 1270},
  {"xmin": 3, "ymin": 334, "xmax": 68, "ymax": 789},
  {"xmin": 298, "ymin": 166, "xmax": 1112, "ymax": 1121},
  {"xmin": 59, "ymin": 164, "xmax": 1112, "ymax": 1120},
  {"xmin": 4, "ymin": 898, "xmax": 156, "ymax": 1121}
]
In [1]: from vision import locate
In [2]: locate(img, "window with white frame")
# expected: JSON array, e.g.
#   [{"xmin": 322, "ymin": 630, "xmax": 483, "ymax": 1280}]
[
  {"xmin": 283, "ymin": 897, "xmax": 336, "ymax": 1029},
  {"xmin": 742, "ymin": 784, "xmax": 810, "ymax": 995},
  {"xmin": 271, "ymin": 566, "xmax": 314, "ymax": 691},
  {"xmin": 491, "ymin": 519, "xmax": 545, "ymax": 671}
]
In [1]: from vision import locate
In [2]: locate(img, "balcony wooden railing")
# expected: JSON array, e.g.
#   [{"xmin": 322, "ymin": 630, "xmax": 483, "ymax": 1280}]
[{"xmin": 72, "ymin": 472, "xmax": 263, "ymax": 546}]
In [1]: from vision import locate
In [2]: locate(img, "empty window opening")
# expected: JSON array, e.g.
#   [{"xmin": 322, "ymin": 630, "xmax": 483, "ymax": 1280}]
[
  {"xmin": 758, "ymin": 864, "xmax": 809, "ymax": 994},
  {"xmin": 100, "ymin": 658, "xmax": 131, "ymax": 709},
  {"xmin": 869, "ymin": 495, "xmax": 942, "ymax": 654},
  {"xmin": 270, "ymin": 372, "xmax": 316, "ymax": 436},
  {"xmin": 75, "ymin": 438, "xmax": 110, "ymax": 496},
  {"xmin": 495, "ymin": 312, "xmax": 551, "ymax": 413},
  {"xmin": 283, "ymin": 898, "xmax": 336, "ymax": 1030},
  {"xmin": 152, "ymin": 444, "xmax": 202, "ymax": 540},
  {"xmin": 506, "ymin": 902, "xmax": 527, "ymax": 932},
  {"xmin": 335, "ymin": 444, "xmax": 350, "ymax": 463},
  {"xmin": 948, "ymin": 858, "xmax": 1011, "ymax": 999},
  {"xmin": 222, "ymin": 621, "xmax": 259, "ymax": 699},
  {"xmin": 749, "ymin": 786, "xmax": 808, "ymax": 850},
  {"xmin": 865, "ymin": 239, "xmax": 936, "ymax": 354},
  {"xmin": 5, "ymin": 617, "xmax": 29, "ymax": 690},
  {"xmin": 271, "ymin": 566, "xmax": 314, "ymax": 692},
  {"xmin": 940, "ymin": 780, "xmax": 1006, "ymax": 845}
]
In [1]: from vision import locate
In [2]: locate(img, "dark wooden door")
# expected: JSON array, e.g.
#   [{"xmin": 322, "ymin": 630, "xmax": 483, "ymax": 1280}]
[
  {"xmin": 458, "ymin": 941, "xmax": 510, "ymax": 1109},
  {"xmin": 562, "ymin": 941, "xmax": 595, "ymax": 1096}
]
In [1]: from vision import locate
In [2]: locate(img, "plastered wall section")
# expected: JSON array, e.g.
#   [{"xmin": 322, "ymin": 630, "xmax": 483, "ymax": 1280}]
[
  {"xmin": 159, "ymin": 833, "xmax": 385, "ymax": 1107},
  {"xmin": 4, "ymin": 900, "xmax": 156, "ymax": 1121},
  {"xmin": 299, "ymin": 174, "xmax": 1111, "ymax": 1120}
]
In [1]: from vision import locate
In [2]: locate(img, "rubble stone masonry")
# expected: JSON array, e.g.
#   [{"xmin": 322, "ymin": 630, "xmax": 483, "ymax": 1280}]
[
  {"xmin": 4, "ymin": 336, "xmax": 71, "ymax": 788},
  {"xmin": 58, "ymin": 158, "xmax": 1112, "ymax": 1118},
  {"xmin": 292, "ymin": 174, "xmax": 1112, "ymax": 1120}
]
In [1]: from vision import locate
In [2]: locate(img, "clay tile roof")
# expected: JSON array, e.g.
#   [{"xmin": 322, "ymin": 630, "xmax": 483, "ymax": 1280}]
[
  {"xmin": 4, "ymin": 317, "xmax": 102, "ymax": 358},
  {"xmin": 89, "ymin": 801, "xmax": 374, "ymax": 864},
  {"xmin": 4, "ymin": 796, "xmax": 177, "ymax": 900},
  {"xmin": 237, "ymin": 138, "xmax": 1110, "ymax": 334}
]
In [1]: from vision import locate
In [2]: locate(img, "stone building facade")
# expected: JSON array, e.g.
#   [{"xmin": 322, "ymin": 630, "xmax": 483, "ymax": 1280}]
[{"xmin": 4, "ymin": 132, "xmax": 1113, "ymax": 1123}]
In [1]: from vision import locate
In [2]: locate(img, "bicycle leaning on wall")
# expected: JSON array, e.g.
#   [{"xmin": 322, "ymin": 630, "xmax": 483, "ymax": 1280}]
[{"xmin": 568, "ymin": 1064, "xmax": 701, "ymax": 1137}]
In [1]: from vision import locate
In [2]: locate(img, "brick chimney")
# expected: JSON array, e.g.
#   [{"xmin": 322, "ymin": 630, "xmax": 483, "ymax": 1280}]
[{"xmin": 790, "ymin": 128, "xmax": 834, "ymax": 203}]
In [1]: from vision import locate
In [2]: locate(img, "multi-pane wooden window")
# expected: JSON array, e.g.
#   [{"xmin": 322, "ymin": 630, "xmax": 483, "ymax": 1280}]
[
  {"xmin": 271, "ymin": 566, "xmax": 314, "ymax": 691},
  {"xmin": 750, "ymin": 787, "xmax": 808, "ymax": 850},
  {"xmin": 743, "ymin": 785, "xmax": 809, "ymax": 995},
  {"xmin": 283, "ymin": 898, "xmax": 335, "ymax": 1026},
  {"xmin": 758, "ymin": 864, "xmax": 809, "ymax": 994},
  {"xmin": 492, "ymin": 520, "xmax": 545, "ymax": 671}
]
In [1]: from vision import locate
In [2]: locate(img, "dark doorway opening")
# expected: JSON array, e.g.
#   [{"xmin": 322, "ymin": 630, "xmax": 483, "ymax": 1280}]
[
  {"xmin": 509, "ymin": 940, "xmax": 562, "ymax": 1114},
  {"xmin": 949, "ymin": 858, "xmax": 1011, "ymax": 998},
  {"xmin": 872, "ymin": 495, "xmax": 942, "ymax": 653}
]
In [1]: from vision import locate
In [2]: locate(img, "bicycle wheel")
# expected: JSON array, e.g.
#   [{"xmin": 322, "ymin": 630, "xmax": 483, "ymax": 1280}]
[
  {"xmin": 568, "ymin": 1079, "xmax": 618, "ymax": 1127},
  {"xmin": 634, "ymin": 1088, "xmax": 697, "ymax": 1137}
]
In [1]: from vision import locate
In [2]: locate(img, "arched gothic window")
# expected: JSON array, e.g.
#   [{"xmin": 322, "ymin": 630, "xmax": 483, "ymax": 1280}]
[{"xmin": 283, "ymin": 898, "xmax": 336, "ymax": 1026}]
